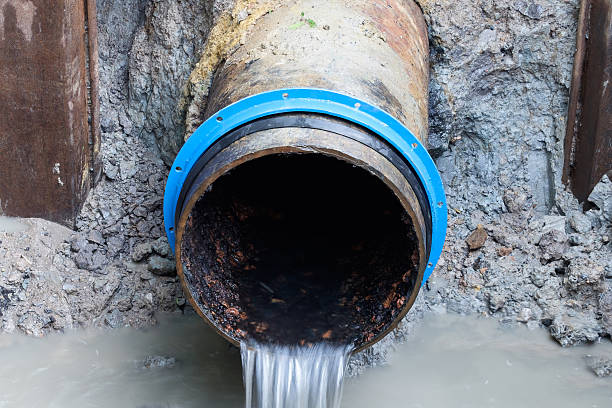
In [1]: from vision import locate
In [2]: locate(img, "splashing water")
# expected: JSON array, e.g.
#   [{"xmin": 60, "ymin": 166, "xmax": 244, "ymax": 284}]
[{"xmin": 240, "ymin": 342, "xmax": 353, "ymax": 408}]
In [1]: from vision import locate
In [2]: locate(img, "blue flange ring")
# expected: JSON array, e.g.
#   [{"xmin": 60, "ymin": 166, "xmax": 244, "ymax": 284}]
[{"xmin": 163, "ymin": 88, "xmax": 447, "ymax": 284}]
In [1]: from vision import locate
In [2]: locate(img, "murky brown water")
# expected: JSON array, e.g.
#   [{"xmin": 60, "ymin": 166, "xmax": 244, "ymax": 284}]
[{"xmin": 0, "ymin": 313, "xmax": 610, "ymax": 408}]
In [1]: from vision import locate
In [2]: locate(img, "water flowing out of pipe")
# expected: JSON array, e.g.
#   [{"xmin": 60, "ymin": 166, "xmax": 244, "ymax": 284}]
[{"xmin": 240, "ymin": 342, "xmax": 353, "ymax": 408}]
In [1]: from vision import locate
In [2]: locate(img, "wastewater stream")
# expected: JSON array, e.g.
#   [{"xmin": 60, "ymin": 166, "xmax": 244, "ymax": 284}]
[{"xmin": 0, "ymin": 312, "xmax": 610, "ymax": 407}]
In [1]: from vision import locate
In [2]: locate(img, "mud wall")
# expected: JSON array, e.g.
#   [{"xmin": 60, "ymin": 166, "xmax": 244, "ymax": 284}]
[{"xmin": 81, "ymin": 0, "xmax": 612, "ymax": 346}]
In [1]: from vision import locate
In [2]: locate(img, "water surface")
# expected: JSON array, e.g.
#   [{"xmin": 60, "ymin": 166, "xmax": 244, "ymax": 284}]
[{"xmin": 0, "ymin": 313, "xmax": 610, "ymax": 408}]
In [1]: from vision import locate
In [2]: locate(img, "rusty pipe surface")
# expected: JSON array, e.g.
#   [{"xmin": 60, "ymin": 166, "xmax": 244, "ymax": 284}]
[{"xmin": 165, "ymin": 0, "xmax": 444, "ymax": 352}]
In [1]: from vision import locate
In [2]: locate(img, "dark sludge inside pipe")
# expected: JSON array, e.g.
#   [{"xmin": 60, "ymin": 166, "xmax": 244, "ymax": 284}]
[{"xmin": 180, "ymin": 154, "xmax": 420, "ymax": 347}]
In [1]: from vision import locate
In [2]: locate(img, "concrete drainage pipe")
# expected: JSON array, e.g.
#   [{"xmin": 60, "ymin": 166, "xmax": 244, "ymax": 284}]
[{"xmin": 163, "ymin": 0, "xmax": 446, "ymax": 352}]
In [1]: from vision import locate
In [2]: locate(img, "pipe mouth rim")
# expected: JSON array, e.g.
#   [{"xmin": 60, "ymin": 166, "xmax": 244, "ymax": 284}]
[
  {"xmin": 175, "ymin": 112, "xmax": 433, "ymax": 257},
  {"xmin": 164, "ymin": 88, "xmax": 447, "ymax": 284},
  {"xmin": 174, "ymin": 130, "xmax": 427, "ymax": 353}
]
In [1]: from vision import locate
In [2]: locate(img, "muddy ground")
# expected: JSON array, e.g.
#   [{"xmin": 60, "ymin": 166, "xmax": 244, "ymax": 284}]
[{"xmin": 0, "ymin": 0, "xmax": 610, "ymax": 375}]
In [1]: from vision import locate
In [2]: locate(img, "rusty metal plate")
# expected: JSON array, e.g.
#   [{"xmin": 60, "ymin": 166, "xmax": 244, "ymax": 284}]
[
  {"xmin": 0, "ymin": 0, "xmax": 100, "ymax": 227},
  {"xmin": 563, "ymin": 0, "xmax": 612, "ymax": 202}
]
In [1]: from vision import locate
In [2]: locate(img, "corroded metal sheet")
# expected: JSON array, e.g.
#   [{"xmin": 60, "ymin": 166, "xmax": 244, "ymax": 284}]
[
  {"xmin": 0, "ymin": 0, "xmax": 99, "ymax": 226},
  {"xmin": 563, "ymin": 0, "xmax": 612, "ymax": 202}
]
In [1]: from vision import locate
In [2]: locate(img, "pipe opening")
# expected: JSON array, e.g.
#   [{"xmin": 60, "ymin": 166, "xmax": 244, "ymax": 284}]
[{"xmin": 180, "ymin": 153, "xmax": 421, "ymax": 347}]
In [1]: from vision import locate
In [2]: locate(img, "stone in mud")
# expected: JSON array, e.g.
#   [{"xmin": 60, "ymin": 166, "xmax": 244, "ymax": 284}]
[
  {"xmin": 549, "ymin": 315, "xmax": 601, "ymax": 347},
  {"xmin": 487, "ymin": 292, "xmax": 506, "ymax": 312},
  {"xmin": 513, "ymin": 1, "xmax": 545, "ymax": 20},
  {"xmin": 7, "ymin": 271, "xmax": 22, "ymax": 284},
  {"xmin": 517, "ymin": 307, "xmax": 533, "ymax": 323},
  {"xmin": 538, "ymin": 230, "xmax": 568, "ymax": 263},
  {"xmin": 147, "ymin": 256, "xmax": 176, "ymax": 276},
  {"xmin": 87, "ymin": 230, "xmax": 105, "ymax": 245},
  {"xmin": 503, "ymin": 189, "xmax": 528, "ymax": 213},
  {"xmin": 587, "ymin": 175, "xmax": 612, "ymax": 222},
  {"xmin": 74, "ymin": 250, "xmax": 94, "ymax": 270},
  {"xmin": 584, "ymin": 355, "xmax": 612, "ymax": 377},
  {"xmin": 569, "ymin": 212, "xmax": 591, "ymax": 234},
  {"xmin": 529, "ymin": 266, "xmax": 549, "ymax": 288},
  {"xmin": 466, "ymin": 225, "xmax": 488, "ymax": 250},
  {"xmin": 62, "ymin": 283, "xmax": 78, "ymax": 294},
  {"xmin": 70, "ymin": 234, "xmax": 89, "ymax": 253},
  {"xmin": 16, "ymin": 312, "xmax": 45, "ymax": 337},
  {"xmin": 90, "ymin": 251, "xmax": 108, "ymax": 271},
  {"xmin": 497, "ymin": 246, "xmax": 513, "ymax": 257},
  {"xmin": 106, "ymin": 235, "xmax": 125, "ymax": 257},
  {"xmin": 151, "ymin": 237, "xmax": 171, "ymax": 258},
  {"xmin": 564, "ymin": 257, "xmax": 605, "ymax": 294},
  {"xmin": 120, "ymin": 160, "xmax": 137, "ymax": 180},
  {"xmin": 132, "ymin": 242, "xmax": 153, "ymax": 262},
  {"xmin": 104, "ymin": 309, "xmax": 124, "ymax": 328},
  {"xmin": 142, "ymin": 355, "xmax": 176, "ymax": 369},
  {"xmin": 103, "ymin": 162, "xmax": 119, "ymax": 180}
]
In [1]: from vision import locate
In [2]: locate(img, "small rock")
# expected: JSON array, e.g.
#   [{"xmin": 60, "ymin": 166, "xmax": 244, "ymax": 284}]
[
  {"xmin": 62, "ymin": 283, "xmax": 77, "ymax": 294},
  {"xmin": 534, "ymin": 215, "xmax": 566, "ymax": 235},
  {"xmin": 538, "ymin": 229, "xmax": 568, "ymax": 263},
  {"xmin": 514, "ymin": 1, "xmax": 544, "ymax": 19},
  {"xmin": 569, "ymin": 212, "xmax": 591, "ymax": 233},
  {"xmin": 87, "ymin": 230, "xmax": 105, "ymax": 245},
  {"xmin": 517, "ymin": 307, "xmax": 532, "ymax": 323},
  {"xmin": 529, "ymin": 267, "xmax": 548, "ymax": 288},
  {"xmin": 70, "ymin": 235, "xmax": 89, "ymax": 253},
  {"xmin": 466, "ymin": 224, "xmax": 488, "ymax": 250},
  {"xmin": 488, "ymin": 292, "xmax": 505, "ymax": 312},
  {"xmin": 152, "ymin": 237, "xmax": 171, "ymax": 257},
  {"xmin": 107, "ymin": 235, "xmax": 125, "ymax": 256},
  {"xmin": 147, "ymin": 256, "xmax": 176, "ymax": 276},
  {"xmin": 503, "ymin": 189, "xmax": 527, "ymax": 213},
  {"xmin": 564, "ymin": 257, "xmax": 605, "ymax": 293},
  {"xmin": 104, "ymin": 309, "xmax": 124, "ymax": 328},
  {"xmin": 568, "ymin": 233, "xmax": 587, "ymax": 246},
  {"xmin": 90, "ymin": 250, "xmax": 108, "ymax": 271},
  {"xmin": 74, "ymin": 250, "xmax": 93, "ymax": 270},
  {"xmin": 142, "ymin": 355, "xmax": 176, "ymax": 369},
  {"xmin": 120, "ymin": 160, "xmax": 137, "ymax": 180},
  {"xmin": 145, "ymin": 292, "xmax": 154, "ymax": 304},
  {"xmin": 497, "ymin": 246, "xmax": 513, "ymax": 257},
  {"xmin": 93, "ymin": 277, "xmax": 107, "ymax": 293},
  {"xmin": 103, "ymin": 162, "xmax": 119, "ymax": 180},
  {"xmin": 235, "ymin": 8, "xmax": 248, "ymax": 23},
  {"xmin": 584, "ymin": 355, "xmax": 612, "ymax": 377},
  {"xmin": 133, "ymin": 206, "xmax": 147, "ymax": 218},
  {"xmin": 7, "ymin": 271, "xmax": 22, "ymax": 284},
  {"xmin": 549, "ymin": 315, "xmax": 601, "ymax": 346},
  {"xmin": 140, "ymin": 271, "xmax": 154, "ymax": 281},
  {"xmin": 132, "ymin": 242, "xmax": 153, "ymax": 262},
  {"xmin": 587, "ymin": 174, "xmax": 612, "ymax": 222}
]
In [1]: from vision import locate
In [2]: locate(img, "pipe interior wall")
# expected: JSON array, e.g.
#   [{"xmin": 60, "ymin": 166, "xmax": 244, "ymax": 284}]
[{"xmin": 176, "ymin": 128, "xmax": 427, "ymax": 350}]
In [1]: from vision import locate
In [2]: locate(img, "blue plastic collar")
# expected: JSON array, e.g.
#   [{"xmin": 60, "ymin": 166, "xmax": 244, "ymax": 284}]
[{"xmin": 163, "ymin": 88, "xmax": 447, "ymax": 284}]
